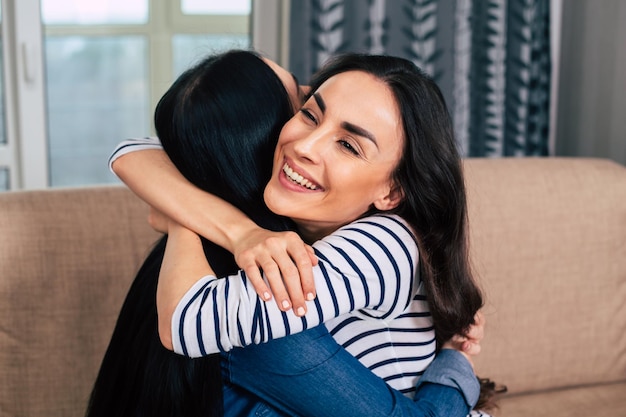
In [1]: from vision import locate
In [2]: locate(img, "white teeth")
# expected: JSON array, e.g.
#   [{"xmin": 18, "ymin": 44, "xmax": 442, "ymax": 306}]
[{"xmin": 283, "ymin": 163, "xmax": 318, "ymax": 190}]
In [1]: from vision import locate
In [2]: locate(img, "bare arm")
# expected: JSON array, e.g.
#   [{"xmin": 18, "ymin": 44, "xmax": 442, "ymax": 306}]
[
  {"xmin": 156, "ymin": 220, "xmax": 213, "ymax": 350},
  {"xmin": 111, "ymin": 141, "xmax": 317, "ymax": 311},
  {"xmin": 112, "ymin": 148, "xmax": 255, "ymax": 252}
]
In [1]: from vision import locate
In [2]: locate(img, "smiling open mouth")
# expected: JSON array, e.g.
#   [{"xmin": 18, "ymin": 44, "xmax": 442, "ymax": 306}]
[{"xmin": 282, "ymin": 163, "xmax": 320, "ymax": 190}]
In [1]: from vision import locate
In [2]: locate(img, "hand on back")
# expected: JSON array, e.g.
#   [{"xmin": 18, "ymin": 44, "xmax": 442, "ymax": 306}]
[
  {"xmin": 442, "ymin": 311, "xmax": 485, "ymax": 370},
  {"xmin": 233, "ymin": 229, "xmax": 318, "ymax": 316}
]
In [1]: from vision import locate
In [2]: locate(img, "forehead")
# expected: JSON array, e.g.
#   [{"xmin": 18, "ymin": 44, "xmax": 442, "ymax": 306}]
[
  {"xmin": 313, "ymin": 71, "xmax": 404, "ymax": 159},
  {"xmin": 320, "ymin": 71, "xmax": 402, "ymax": 129},
  {"xmin": 316, "ymin": 70, "xmax": 392, "ymax": 103}
]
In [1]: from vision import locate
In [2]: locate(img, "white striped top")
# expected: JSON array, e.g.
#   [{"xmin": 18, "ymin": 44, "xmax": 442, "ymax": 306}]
[{"xmin": 109, "ymin": 138, "xmax": 436, "ymax": 397}]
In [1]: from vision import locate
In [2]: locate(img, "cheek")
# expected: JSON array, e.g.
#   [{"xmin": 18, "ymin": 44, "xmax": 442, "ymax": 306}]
[
  {"xmin": 351, "ymin": 164, "xmax": 388, "ymax": 186},
  {"xmin": 277, "ymin": 117, "xmax": 301, "ymax": 146}
]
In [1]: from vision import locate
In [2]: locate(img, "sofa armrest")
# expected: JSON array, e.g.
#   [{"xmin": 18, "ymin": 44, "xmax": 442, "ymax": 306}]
[{"xmin": 465, "ymin": 158, "xmax": 626, "ymax": 395}]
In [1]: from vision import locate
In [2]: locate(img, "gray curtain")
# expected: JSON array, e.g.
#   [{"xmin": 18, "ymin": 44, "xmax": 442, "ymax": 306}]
[{"xmin": 288, "ymin": 0, "xmax": 551, "ymax": 157}]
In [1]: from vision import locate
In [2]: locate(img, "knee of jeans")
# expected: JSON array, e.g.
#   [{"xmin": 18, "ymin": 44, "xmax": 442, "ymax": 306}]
[{"xmin": 228, "ymin": 330, "xmax": 342, "ymax": 376}]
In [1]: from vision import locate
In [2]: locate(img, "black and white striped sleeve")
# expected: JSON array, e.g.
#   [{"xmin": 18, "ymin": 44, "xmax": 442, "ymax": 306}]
[
  {"xmin": 171, "ymin": 214, "xmax": 419, "ymax": 358},
  {"xmin": 108, "ymin": 136, "xmax": 163, "ymax": 172}
]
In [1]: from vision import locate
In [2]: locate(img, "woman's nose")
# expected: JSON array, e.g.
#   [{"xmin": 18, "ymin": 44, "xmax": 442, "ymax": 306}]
[{"xmin": 292, "ymin": 129, "xmax": 327, "ymax": 163}]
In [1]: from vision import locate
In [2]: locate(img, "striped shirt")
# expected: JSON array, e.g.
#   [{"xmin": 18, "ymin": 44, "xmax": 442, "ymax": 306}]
[{"xmin": 109, "ymin": 138, "xmax": 436, "ymax": 397}]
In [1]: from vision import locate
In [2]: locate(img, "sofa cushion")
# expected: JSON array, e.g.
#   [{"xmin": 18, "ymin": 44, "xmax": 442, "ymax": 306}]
[
  {"xmin": 0, "ymin": 186, "xmax": 159, "ymax": 417},
  {"xmin": 498, "ymin": 382, "xmax": 626, "ymax": 417},
  {"xmin": 465, "ymin": 158, "xmax": 626, "ymax": 395}
]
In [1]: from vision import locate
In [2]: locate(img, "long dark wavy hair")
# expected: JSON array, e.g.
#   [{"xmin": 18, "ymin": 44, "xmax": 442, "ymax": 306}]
[
  {"xmin": 85, "ymin": 50, "xmax": 294, "ymax": 417},
  {"xmin": 307, "ymin": 53, "xmax": 504, "ymax": 410}
]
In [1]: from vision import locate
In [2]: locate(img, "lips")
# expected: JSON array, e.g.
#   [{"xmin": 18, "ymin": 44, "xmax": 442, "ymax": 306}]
[{"xmin": 282, "ymin": 162, "xmax": 321, "ymax": 190}]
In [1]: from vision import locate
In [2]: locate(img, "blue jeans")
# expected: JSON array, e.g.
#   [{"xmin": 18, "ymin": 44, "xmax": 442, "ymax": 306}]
[{"xmin": 222, "ymin": 325, "xmax": 475, "ymax": 417}]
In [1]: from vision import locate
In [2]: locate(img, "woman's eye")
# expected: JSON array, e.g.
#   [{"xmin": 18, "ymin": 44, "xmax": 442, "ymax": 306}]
[
  {"xmin": 300, "ymin": 109, "xmax": 316, "ymax": 123},
  {"xmin": 339, "ymin": 140, "xmax": 360, "ymax": 156}
]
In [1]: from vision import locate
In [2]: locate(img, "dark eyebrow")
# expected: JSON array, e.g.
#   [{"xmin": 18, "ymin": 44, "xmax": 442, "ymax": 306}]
[
  {"xmin": 313, "ymin": 93, "xmax": 326, "ymax": 113},
  {"xmin": 314, "ymin": 92, "xmax": 377, "ymax": 146},
  {"xmin": 341, "ymin": 122, "xmax": 378, "ymax": 147}
]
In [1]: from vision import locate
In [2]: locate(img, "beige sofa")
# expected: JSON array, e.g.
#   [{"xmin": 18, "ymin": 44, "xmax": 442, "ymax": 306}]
[{"xmin": 1, "ymin": 158, "xmax": 625, "ymax": 417}]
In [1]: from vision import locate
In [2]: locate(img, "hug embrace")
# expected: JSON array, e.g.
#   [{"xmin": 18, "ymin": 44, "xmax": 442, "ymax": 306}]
[{"xmin": 87, "ymin": 50, "xmax": 502, "ymax": 417}]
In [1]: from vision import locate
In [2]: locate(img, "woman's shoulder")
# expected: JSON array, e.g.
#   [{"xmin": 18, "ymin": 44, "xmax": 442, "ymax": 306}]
[
  {"xmin": 332, "ymin": 214, "xmax": 416, "ymax": 244},
  {"xmin": 108, "ymin": 136, "xmax": 163, "ymax": 170},
  {"xmin": 349, "ymin": 213, "xmax": 412, "ymax": 233}
]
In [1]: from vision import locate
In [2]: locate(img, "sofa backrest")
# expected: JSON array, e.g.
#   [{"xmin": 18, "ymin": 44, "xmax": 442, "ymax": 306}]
[
  {"xmin": 1, "ymin": 159, "xmax": 625, "ymax": 414},
  {"xmin": 466, "ymin": 158, "xmax": 626, "ymax": 395},
  {"xmin": 0, "ymin": 186, "xmax": 159, "ymax": 417}
]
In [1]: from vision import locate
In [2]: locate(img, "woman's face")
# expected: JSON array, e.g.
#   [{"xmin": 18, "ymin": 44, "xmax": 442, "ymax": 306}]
[{"xmin": 264, "ymin": 70, "xmax": 405, "ymax": 241}]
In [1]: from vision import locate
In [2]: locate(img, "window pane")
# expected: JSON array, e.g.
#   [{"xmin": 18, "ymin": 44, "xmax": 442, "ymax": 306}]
[
  {"xmin": 0, "ymin": 167, "xmax": 8, "ymax": 191},
  {"xmin": 172, "ymin": 34, "xmax": 250, "ymax": 76},
  {"xmin": 45, "ymin": 36, "xmax": 149, "ymax": 187},
  {"xmin": 182, "ymin": 0, "xmax": 250, "ymax": 15},
  {"xmin": 42, "ymin": 0, "xmax": 148, "ymax": 25}
]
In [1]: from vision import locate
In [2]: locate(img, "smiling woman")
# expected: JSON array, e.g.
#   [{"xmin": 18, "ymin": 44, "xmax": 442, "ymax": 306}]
[{"xmin": 265, "ymin": 71, "xmax": 404, "ymax": 241}]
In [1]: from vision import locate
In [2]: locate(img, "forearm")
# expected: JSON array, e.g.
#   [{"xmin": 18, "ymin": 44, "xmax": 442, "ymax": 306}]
[
  {"xmin": 111, "ymin": 144, "xmax": 258, "ymax": 252},
  {"xmin": 157, "ymin": 223, "xmax": 214, "ymax": 350}
]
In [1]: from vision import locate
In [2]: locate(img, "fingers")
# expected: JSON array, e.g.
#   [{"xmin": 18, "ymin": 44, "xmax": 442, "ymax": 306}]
[
  {"xmin": 446, "ymin": 311, "xmax": 486, "ymax": 357},
  {"xmin": 239, "ymin": 254, "xmax": 272, "ymax": 302},
  {"xmin": 237, "ymin": 231, "xmax": 317, "ymax": 317},
  {"xmin": 447, "ymin": 334, "xmax": 482, "ymax": 357},
  {"xmin": 266, "ymin": 234, "xmax": 314, "ymax": 316},
  {"xmin": 467, "ymin": 311, "xmax": 485, "ymax": 341},
  {"xmin": 461, "ymin": 338, "xmax": 482, "ymax": 356},
  {"xmin": 306, "ymin": 245, "xmax": 319, "ymax": 266},
  {"xmin": 240, "ymin": 250, "xmax": 293, "ymax": 310},
  {"xmin": 291, "ymin": 245, "xmax": 316, "ymax": 302},
  {"xmin": 266, "ymin": 248, "xmax": 304, "ymax": 313}
]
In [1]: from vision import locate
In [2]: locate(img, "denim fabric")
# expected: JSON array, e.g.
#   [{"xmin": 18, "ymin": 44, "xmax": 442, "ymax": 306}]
[
  {"xmin": 416, "ymin": 348, "xmax": 480, "ymax": 408},
  {"xmin": 223, "ymin": 325, "xmax": 475, "ymax": 417},
  {"xmin": 222, "ymin": 380, "xmax": 288, "ymax": 417}
]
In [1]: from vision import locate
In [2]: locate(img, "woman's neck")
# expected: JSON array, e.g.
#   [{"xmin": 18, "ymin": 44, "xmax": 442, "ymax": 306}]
[{"xmin": 296, "ymin": 222, "xmax": 341, "ymax": 244}]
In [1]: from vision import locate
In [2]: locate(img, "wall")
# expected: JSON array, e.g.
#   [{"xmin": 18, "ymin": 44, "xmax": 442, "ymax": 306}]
[{"xmin": 555, "ymin": 0, "xmax": 626, "ymax": 165}]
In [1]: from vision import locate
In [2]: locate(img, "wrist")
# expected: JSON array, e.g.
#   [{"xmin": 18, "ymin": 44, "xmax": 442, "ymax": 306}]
[{"xmin": 226, "ymin": 217, "xmax": 262, "ymax": 253}]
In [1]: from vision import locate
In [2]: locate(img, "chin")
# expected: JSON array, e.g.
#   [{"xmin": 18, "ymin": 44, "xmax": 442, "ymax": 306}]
[{"xmin": 263, "ymin": 187, "xmax": 284, "ymax": 216}]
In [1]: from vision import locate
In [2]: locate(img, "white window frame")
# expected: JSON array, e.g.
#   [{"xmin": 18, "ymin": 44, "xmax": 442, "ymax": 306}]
[
  {"xmin": 1, "ymin": 0, "xmax": 286, "ymax": 190},
  {"xmin": 1, "ymin": 0, "xmax": 47, "ymax": 189}
]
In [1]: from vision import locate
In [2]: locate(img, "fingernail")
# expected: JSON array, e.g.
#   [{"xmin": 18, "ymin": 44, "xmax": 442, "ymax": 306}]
[
  {"xmin": 306, "ymin": 292, "xmax": 315, "ymax": 301},
  {"xmin": 297, "ymin": 307, "xmax": 306, "ymax": 316},
  {"xmin": 263, "ymin": 292, "xmax": 271, "ymax": 300},
  {"xmin": 282, "ymin": 300, "xmax": 290, "ymax": 309}
]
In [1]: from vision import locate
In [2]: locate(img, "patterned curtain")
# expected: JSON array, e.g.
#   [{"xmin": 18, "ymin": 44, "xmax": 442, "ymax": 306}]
[{"xmin": 288, "ymin": 0, "xmax": 551, "ymax": 157}]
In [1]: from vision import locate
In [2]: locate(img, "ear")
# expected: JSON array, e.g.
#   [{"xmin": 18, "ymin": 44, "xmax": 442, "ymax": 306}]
[{"xmin": 373, "ymin": 183, "xmax": 404, "ymax": 211}]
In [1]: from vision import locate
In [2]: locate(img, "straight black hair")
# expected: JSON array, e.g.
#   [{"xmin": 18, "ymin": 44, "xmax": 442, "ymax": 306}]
[{"xmin": 85, "ymin": 50, "xmax": 295, "ymax": 417}]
